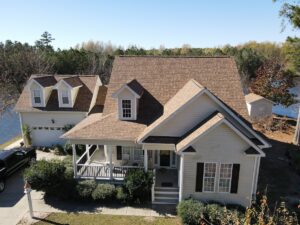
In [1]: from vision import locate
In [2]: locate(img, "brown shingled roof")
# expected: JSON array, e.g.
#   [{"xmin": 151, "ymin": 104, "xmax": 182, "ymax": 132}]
[
  {"xmin": 127, "ymin": 79, "xmax": 144, "ymax": 97},
  {"xmin": 33, "ymin": 75, "xmax": 57, "ymax": 87},
  {"xmin": 62, "ymin": 76, "xmax": 83, "ymax": 87},
  {"xmin": 15, "ymin": 75, "xmax": 100, "ymax": 112},
  {"xmin": 63, "ymin": 56, "xmax": 250, "ymax": 142},
  {"xmin": 104, "ymin": 56, "xmax": 249, "ymax": 119}
]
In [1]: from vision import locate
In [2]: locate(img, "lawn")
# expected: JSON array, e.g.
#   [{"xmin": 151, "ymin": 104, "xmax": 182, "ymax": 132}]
[{"xmin": 34, "ymin": 213, "xmax": 182, "ymax": 225}]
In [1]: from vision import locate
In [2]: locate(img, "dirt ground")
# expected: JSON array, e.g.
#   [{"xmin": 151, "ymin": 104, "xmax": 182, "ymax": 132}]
[{"xmin": 255, "ymin": 125, "xmax": 300, "ymax": 213}]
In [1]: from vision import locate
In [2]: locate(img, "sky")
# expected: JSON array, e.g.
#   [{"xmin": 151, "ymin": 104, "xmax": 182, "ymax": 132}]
[{"xmin": 0, "ymin": 0, "xmax": 298, "ymax": 49}]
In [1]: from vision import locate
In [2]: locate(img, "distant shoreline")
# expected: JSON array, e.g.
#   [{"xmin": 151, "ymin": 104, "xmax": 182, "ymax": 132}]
[{"xmin": 0, "ymin": 135, "xmax": 22, "ymax": 149}]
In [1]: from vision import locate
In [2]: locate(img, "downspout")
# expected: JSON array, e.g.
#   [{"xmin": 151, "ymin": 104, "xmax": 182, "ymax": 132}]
[{"xmin": 250, "ymin": 156, "xmax": 257, "ymax": 206}]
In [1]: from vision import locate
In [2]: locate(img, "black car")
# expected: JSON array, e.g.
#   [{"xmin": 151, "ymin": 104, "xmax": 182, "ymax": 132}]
[{"xmin": 0, "ymin": 147, "xmax": 36, "ymax": 192}]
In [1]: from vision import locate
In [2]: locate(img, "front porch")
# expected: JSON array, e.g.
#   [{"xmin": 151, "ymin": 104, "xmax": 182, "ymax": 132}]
[{"xmin": 71, "ymin": 144, "xmax": 179, "ymax": 182}]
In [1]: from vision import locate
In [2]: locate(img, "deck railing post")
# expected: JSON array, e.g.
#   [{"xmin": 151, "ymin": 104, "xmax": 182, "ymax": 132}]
[
  {"xmin": 86, "ymin": 144, "xmax": 90, "ymax": 161},
  {"xmin": 144, "ymin": 149, "xmax": 148, "ymax": 172},
  {"xmin": 109, "ymin": 145, "xmax": 113, "ymax": 180},
  {"xmin": 72, "ymin": 144, "xmax": 77, "ymax": 178}
]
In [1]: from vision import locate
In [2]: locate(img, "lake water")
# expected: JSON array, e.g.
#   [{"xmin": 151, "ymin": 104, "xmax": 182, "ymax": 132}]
[{"xmin": 0, "ymin": 107, "xmax": 21, "ymax": 145}]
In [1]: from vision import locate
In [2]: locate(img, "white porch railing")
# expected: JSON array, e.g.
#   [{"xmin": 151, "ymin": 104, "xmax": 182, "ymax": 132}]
[
  {"xmin": 76, "ymin": 164, "xmax": 144, "ymax": 180},
  {"xmin": 77, "ymin": 164, "xmax": 110, "ymax": 178}
]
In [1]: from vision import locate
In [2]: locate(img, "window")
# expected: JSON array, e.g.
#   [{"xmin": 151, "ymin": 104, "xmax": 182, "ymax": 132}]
[
  {"xmin": 134, "ymin": 149, "xmax": 144, "ymax": 161},
  {"xmin": 62, "ymin": 90, "xmax": 69, "ymax": 104},
  {"xmin": 218, "ymin": 164, "xmax": 233, "ymax": 193},
  {"xmin": 203, "ymin": 163, "xmax": 217, "ymax": 192},
  {"xmin": 121, "ymin": 146, "xmax": 131, "ymax": 160},
  {"xmin": 121, "ymin": 146, "xmax": 143, "ymax": 161},
  {"xmin": 33, "ymin": 90, "xmax": 41, "ymax": 104},
  {"xmin": 122, "ymin": 100, "xmax": 131, "ymax": 118}
]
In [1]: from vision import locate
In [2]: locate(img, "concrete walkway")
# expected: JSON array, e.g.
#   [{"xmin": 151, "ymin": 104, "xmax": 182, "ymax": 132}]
[{"xmin": 17, "ymin": 190, "xmax": 176, "ymax": 224}]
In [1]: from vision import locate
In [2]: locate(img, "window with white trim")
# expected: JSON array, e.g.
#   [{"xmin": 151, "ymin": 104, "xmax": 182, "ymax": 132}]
[
  {"xmin": 122, "ymin": 100, "xmax": 132, "ymax": 118},
  {"xmin": 218, "ymin": 163, "xmax": 233, "ymax": 193},
  {"xmin": 33, "ymin": 90, "xmax": 41, "ymax": 104},
  {"xmin": 134, "ymin": 149, "xmax": 144, "ymax": 161},
  {"xmin": 62, "ymin": 90, "xmax": 69, "ymax": 104},
  {"xmin": 203, "ymin": 163, "xmax": 217, "ymax": 192},
  {"xmin": 121, "ymin": 146, "xmax": 131, "ymax": 160}
]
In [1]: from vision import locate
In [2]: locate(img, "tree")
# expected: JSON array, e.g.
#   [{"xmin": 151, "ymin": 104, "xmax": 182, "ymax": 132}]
[
  {"xmin": 234, "ymin": 48, "xmax": 264, "ymax": 89},
  {"xmin": 283, "ymin": 36, "xmax": 300, "ymax": 75},
  {"xmin": 274, "ymin": 0, "xmax": 300, "ymax": 30},
  {"xmin": 250, "ymin": 59, "xmax": 295, "ymax": 106},
  {"xmin": 35, "ymin": 31, "xmax": 55, "ymax": 50}
]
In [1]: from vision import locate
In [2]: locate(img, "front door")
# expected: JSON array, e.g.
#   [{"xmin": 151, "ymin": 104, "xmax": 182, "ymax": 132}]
[{"xmin": 160, "ymin": 150, "xmax": 170, "ymax": 167}]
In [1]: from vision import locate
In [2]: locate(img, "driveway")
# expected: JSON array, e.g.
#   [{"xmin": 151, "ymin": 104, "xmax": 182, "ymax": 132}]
[
  {"xmin": 0, "ymin": 170, "xmax": 27, "ymax": 225},
  {"xmin": 0, "ymin": 146, "xmax": 65, "ymax": 225}
]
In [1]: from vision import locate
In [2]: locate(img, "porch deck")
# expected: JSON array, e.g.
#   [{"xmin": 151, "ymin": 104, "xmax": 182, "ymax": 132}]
[{"xmin": 75, "ymin": 146, "xmax": 144, "ymax": 180}]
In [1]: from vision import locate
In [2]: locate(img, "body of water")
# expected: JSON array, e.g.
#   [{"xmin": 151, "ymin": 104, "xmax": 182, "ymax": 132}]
[{"xmin": 0, "ymin": 107, "xmax": 21, "ymax": 145}]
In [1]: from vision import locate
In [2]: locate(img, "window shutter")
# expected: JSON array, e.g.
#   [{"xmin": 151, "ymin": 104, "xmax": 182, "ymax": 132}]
[
  {"xmin": 230, "ymin": 164, "xmax": 240, "ymax": 193},
  {"xmin": 195, "ymin": 163, "xmax": 204, "ymax": 192},
  {"xmin": 116, "ymin": 146, "xmax": 122, "ymax": 160}
]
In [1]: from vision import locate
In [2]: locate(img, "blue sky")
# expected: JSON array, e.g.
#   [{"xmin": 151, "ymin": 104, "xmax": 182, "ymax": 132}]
[{"xmin": 0, "ymin": 0, "xmax": 298, "ymax": 49}]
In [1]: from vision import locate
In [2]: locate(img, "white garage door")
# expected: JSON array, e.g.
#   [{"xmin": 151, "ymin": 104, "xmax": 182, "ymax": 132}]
[{"xmin": 31, "ymin": 127, "xmax": 65, "ymax": 147}]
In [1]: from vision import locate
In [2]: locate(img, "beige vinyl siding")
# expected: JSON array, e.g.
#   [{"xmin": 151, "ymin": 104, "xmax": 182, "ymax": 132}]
[
  {"xmin": 181, "ymin": 123, "xmax": 256, "ymax": 207},
  {"xmin": 152, "ymin": 94, "xmax": 218, "ymax": 136},
  {"xmin": 150, "ymin": 93, "xmax": 256, "ymax": 142}
]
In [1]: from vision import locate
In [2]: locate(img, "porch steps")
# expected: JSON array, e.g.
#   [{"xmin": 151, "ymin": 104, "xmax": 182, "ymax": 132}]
[{"xmin": 153, "ymin": 187, "xmax": 179, "ymax": 205}]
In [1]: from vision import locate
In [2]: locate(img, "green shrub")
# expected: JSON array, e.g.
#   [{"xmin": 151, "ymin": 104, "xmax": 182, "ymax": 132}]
[
  {"xmin": 92, "ymin": 184, "xmax": 116, "ymax": 201},
  {"xmin": 64, "ymin": 143, "xmax": 86, "ymax": 156},
  {"xmin": 24, "ymin": 160, "xmax": 66, "ymax": 195},
  {"xmin": 123, "ymin": 169, "xmax": 153, "ymax": 203},
  {"xmin": 116, "ymin": 186, "xmax": 127, "ymax": 202},
  {"xmin": 76, "ymin": 180, "xmax": 97, "ymax": 200},
  {"xmin": 53, "ymin": 144, "xmax": 65, "ymax": 155},
  {"xmin": 177, "ymin": 199, "xmax": 205, "ymax": 225},
  {"xmin": 64, "ymin": 142, "xmax": 73, "ymax": 155}
]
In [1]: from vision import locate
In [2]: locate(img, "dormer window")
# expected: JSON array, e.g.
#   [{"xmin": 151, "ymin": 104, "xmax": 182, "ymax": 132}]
[
  {"xmin": 112, "ymin": 80, "xmax": 144, "ymax": 121},
  {"xmin": 54, "ymin": 77, "xmax": 82, "ymax": 108},
  {"xmin": 62, "ymin": 90, "xmax": 69, "ymax": 104},
  {"xmin": 33, "ymin": 90, "xmax": 41, "ymax": 104},
  {"xmin": 122, "ymin": 100, "xmax": 132, "ymax": 118}
]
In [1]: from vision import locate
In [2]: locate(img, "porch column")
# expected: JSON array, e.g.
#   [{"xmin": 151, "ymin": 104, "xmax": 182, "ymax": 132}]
[
  {"xmin": 179, "ymin": 154, "xmax": 184, "ymax": 202},
  {"xmin": 72, "ymin": 144, "xmax": 77, "ymax": 178},
  {"xmin": 86, "ymin": 145, "xmax": 90, "ymax": 161},
  {"xmin": 144, "ymin": 149, "xmax": 148, "ymax": 172},
  {"xmin": 108, "ymin": 145, "xmax": 113, "ymax": 180}
]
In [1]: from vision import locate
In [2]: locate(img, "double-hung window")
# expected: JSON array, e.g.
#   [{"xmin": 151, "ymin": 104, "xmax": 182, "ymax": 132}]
[
  {"xmin": 33, "ymin": 90, "xmax": 41, "ymax": 104},
  {"xmin": 203, "ymin": 163, "xmax": 217, "ymax": 192},
  {"xmin": 122, "ymin": 100, "xmax": 131, "ymax": 118},
  {"xmin": 133, "ymin": 149, "xmax": 144, "ymax": 161},
  {"xmin": 218, "ymin": 163, "xmax": 233, "ymax": 193},
  {"xmin": 62, "ymin": 90, "xmax": 69, "ymax": 104}
]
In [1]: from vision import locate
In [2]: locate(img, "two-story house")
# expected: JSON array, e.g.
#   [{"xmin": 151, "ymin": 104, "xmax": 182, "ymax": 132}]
[{"xmin": 36, "ymin": 56, "xmax": 270, "ymax": 207}]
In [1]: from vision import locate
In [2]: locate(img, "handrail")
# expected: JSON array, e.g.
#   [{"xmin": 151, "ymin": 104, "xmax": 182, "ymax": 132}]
[
  {"xmin": 76, "ymin": 149, "xmax": 88, "ymax": 164},
  {"xmin": 151, "ymin": 168, "xmax": 156, "ymax": 202},
  {"xmin": 76, "ymin": 163, "xmax": 144, "ymax": 179}
]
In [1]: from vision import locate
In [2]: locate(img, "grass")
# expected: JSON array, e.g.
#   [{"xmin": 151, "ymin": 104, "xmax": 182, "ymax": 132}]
[
  {"xmin": 34, "ymin": 213, "xmax": 181, "ymax": 225},
  {"xmin": 0, "ymin": 135, "xmax": 22, "ymax": 149}
]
